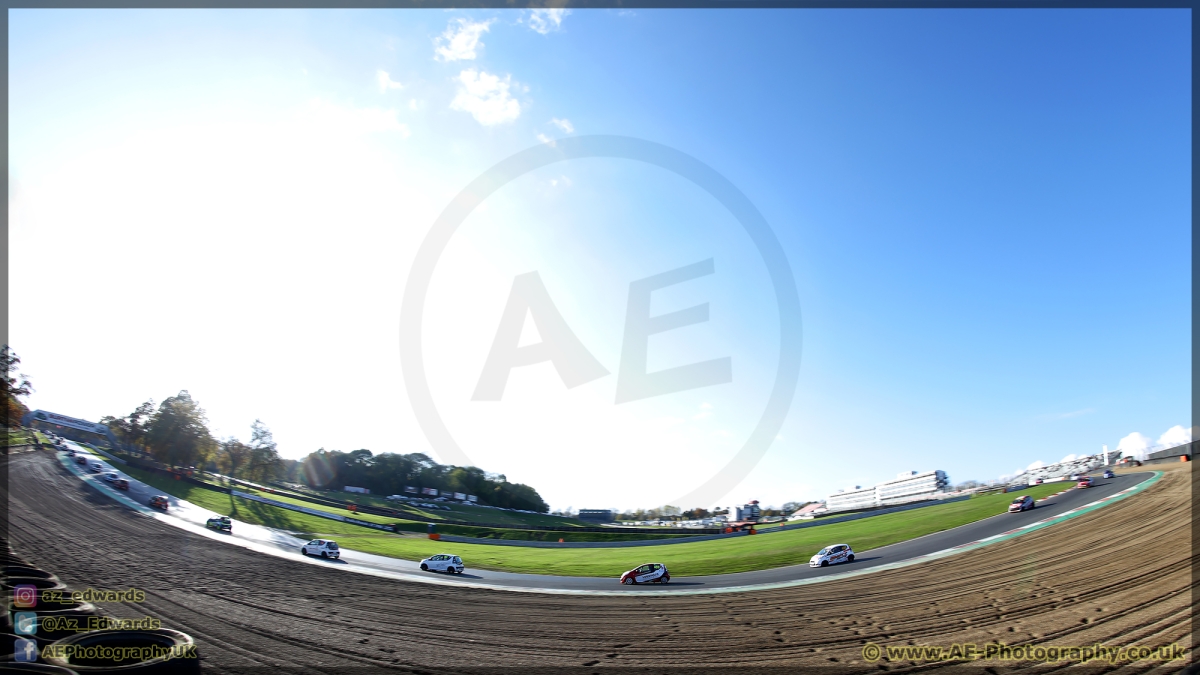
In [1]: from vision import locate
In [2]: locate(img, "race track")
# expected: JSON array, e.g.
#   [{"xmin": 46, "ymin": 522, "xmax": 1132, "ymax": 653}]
[
  {"xmin": 6, "ymin": 449, "xmax": 1194, "ymax": 673},
  {"xmin": 42, "ymin": 443, "xmax": 1159, "ymax": 594}
]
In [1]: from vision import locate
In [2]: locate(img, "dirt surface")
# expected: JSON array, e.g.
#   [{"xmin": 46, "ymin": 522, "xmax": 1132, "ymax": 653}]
[{"xmin": 5, "ymin": 450, "xmax": 1194, "ymax": 674}]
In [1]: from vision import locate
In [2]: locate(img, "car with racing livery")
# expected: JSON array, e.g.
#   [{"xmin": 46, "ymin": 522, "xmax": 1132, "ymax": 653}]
[
  {"xmin": 1008, "ymin": 495, "xmax": 1035, "ymax": 512},
  {"xmin": 620, "ymin": 563, "xmax": 670, "ymax": 584},
  {"xmin": 1077, "ymin": 476, "xmax": 1093, "ymax": 488},
  {"xmin": 103, "ymin": 472, "xmax": 120, "ymax": 483},
  {"xmin": 148, "ymin": 495, "xmax": 169, "ymax": 511},
  {"xmin": 419, "ymin": 554, "xmax": 464, "ymax": 574},
  {"xmin": 114, "ymin": 479, "xmax": 130, "ymax": 491},
  {"xmin": 1103, "ymin": 469, "xmax": 1115, "ymax": 479},
  {"xmin": 75, "ymin": 455, "xmax": 87, "ymax": 465},
  {"xmin": 206, "ymin": 516, "xmax": 232, "ymax": 532},
  {"xmin": 810, "ymin": 544, "xmax": 855, "ymax": 567},
  {"xmin": 301, "ymin": 539, "xmax": 340, "ymax": 559},
  {"xmin": 89, "ymin": 462, "xmax": 103, "ymax": 473}
]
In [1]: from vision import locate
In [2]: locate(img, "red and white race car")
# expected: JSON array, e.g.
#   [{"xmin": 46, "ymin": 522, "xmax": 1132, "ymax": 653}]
[
  {"xmin": 1008, "ymin": 495, "xmax": 1035, "ymax": 512},
  {"xmin": 1077, "ymin": 476, "xmax": 1093, "ymax": 488},
  {"xmin": 619, "ymin": 563, "xmax": 669, "ymax": 585},
  {"xmin": 809, "ymin": 544, "xmax": 855, "ymax": 567}
]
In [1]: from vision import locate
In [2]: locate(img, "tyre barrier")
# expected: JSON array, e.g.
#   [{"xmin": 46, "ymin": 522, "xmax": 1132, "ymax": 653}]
[
  {"xmin": 0, "ymin": 662, "xmax": 80, "ymax": 674},
  {"xmin": 0, "ymin": 579, "xmax": 67, "ymax": 595},
  {"xmin": 27, "ymin": 603, "xmax": 102, "ymax": 643},
  {"xmin": 44, "ymin": 629, "xmax": 199, "ymax": 675},
  {"xmin": 0, "ymin": 569, "xmax": 58, "ymax": 584}
]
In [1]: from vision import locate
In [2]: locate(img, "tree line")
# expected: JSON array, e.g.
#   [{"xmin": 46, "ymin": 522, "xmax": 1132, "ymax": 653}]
[
  {"xmin": 101, "ymin": 392, "xmax": 549, "ymax": 513},
  {"xmin": 294, "ymin": 448, "xmax": 549, "ymax": 513},
  {"xmin": 101, "ymin": 391, "xmax": 284, "ymax": 484}
]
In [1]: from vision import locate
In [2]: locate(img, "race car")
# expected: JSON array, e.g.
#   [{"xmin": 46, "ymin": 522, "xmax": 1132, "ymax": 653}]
[
  {"xmin": 1077, "ymin": 476, "xmax": 1093, "ymax": 488},
  {"xmin": 809, "ymin": 544, "xmax": 854, "ymax": 567},
  {"xmin": 148, "ymin": 495, "xmax": 169, "ymax": 511},
  {"xmin": 114, "ymin": 479, "xmax": 130, "ymax": 491},
  {"xmin": 1103, "ymin": 469, "xmax": 1115, "ymax": 479},
  {"xmin": 89, "ymin": 462, "xmax": 103, "ymax": 473},
  {"xmin": 419, "ymin": 554, "xmax": 464, "ymax": 574},
  {"xmin": 103, "ymin": 472, "xmax": 120, "ymax": 483},
  {"xmin": 620, "ymin": 563, "xmax": 670, "ymax": 584},
  {"xmin": 1008, "ymin": 495, "xmax": 1035, "ymax": 512},
  {"xmin": 301, "ymin": 539, "xmax": 340, "ymax": 559},
  {"xmin": 206, "ymin": 516, "xmax": 232, "ymax": 532}
]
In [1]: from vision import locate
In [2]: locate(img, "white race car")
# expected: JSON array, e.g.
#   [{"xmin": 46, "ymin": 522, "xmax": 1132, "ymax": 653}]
[
  {"xmin": 301, "ymin": 539, "xmax": 341, "ymax": 559},
  {"xmin": 809, "ymin": 543, "xmax": 855, "ymax": 567},
  {"xmin": 620, "ymin": 563, "xmax": 670, "ymax": 585},
  {"xmin": 420, "ymin": 554, "xmax": 464, "ymax": 574}
]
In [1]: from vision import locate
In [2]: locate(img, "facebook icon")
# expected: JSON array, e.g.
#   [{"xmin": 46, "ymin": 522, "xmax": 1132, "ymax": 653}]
[{"xmin": 14, "ymin": 637, "xmax": 37, "ymax": 662}]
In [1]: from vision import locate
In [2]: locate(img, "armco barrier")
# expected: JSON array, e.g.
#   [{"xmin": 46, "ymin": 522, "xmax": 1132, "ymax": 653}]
[{"xmin": 231, "ymin": 490, "xmax": 394, "ymax": 532}]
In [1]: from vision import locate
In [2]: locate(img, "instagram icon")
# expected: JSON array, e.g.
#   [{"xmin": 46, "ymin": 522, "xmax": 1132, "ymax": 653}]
[{"xmin": 12, "ymin": 585, "xmax": 37, "ymax": 609}]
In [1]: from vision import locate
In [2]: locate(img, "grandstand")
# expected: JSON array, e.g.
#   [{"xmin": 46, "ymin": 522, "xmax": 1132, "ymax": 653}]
[
  {"xmin": 826, "ymin": 470, "xmax": 950, "ymax": 513},
  {"xmin": 1020, "ymin": 450, "xmax": 1122, "ymax": 485}
]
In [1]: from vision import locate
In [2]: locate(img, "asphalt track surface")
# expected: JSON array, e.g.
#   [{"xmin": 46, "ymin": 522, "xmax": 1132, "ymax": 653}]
[
  {"xmin": 40, "ymin": 442, "xmax": 1153, "ymax": 594},
  {"xmin": 6, "ymin": 449, "xmax": 1194, "ymax": 674}
]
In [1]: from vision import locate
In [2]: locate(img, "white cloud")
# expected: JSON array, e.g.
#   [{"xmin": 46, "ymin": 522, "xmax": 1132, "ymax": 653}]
[
  {"xmin": 435, "ymin": 18, "xmax": 493, "ymax": 62},
  {"xmin": 450, "ymin": 69, "xmax": 521, "ymax": 126},
  {"xmin": 1116, "ymin": 432, "xmax": 1155, "ymax": 461},
  {"xmin": 1026, "ymin": 460, "xmax": 1045, "ymax": 471},
  {"xmin": 549, "ymin": 117, "xmax": 574, "ymax": 133},
  {"xmin": 1157, "ymin": 425, "xmax": 1193, "ymax": 449},
  {"xmin": 528, "ymin": 8, "xmax": 569, "ymax": 34},
  {"xmin": 548, "ymin": 175, "xmax": 571, "ymax": 188},
  {"xmin": 376, "ymin": 70, "xmax": 404, "ymax": 93},
  {"xmin": 536, "ymin": 133, "xmax": 555, "ymax": 147},
  {"xmin": 1058, "ymin": 453, "xmax": 1077, "ymax": 463},
  {"xmin": 699, "ymin": 402, "xmax": 713, "ymax": 410}
]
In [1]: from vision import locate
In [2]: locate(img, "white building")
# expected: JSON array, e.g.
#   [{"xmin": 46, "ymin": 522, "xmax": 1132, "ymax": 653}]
[
  {"xmin": 876, "ymin": 470, "xmax": 949, "ymax": 506},
  {"xmin": 826, "ymin": 485, "xmax": 877, "ymax": 512},
  {"xmin": 825, "ymin": 470, "xmax": 949, "ymax": 513}
]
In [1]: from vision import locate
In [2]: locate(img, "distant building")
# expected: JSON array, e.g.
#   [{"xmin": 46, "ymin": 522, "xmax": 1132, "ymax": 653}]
[
  {"xmin": 788, "ymin": 502, "xmax": 827, "ymax": 520},
  {"xmin": 826, "ymin": 470, "xmax": 950, "ymax": 513},
  {"xmin": 826, "ymin": 486, "xmax": 876, "ymax": 512},
  {"xmin": 578, "ymin": 509, "xmax": 614, "ymax": 523},
  {"xmin": 734, "ymin": 500, "xmax": 762, "ymax": 522},
  {"xmin": 876, "ymin": 470, "xmax": 949, "ymax": 506}
]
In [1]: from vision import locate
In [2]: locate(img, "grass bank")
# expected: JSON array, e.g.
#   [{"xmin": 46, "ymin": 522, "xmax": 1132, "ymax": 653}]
[{"xmin": 333, "ymin": 482, "xmax": 1072, "ymax": 577}]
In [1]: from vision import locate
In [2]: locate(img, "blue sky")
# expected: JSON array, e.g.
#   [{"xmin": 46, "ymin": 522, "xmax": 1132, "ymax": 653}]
[{"xmin": 9, "ymin": 9, "xmax": 1190, "ymax": 511}]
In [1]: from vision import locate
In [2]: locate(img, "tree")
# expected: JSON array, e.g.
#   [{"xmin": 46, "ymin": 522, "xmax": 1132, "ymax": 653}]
[
  {"xmin": 2, "ymin": 346, "xmax": 34, "ymax": 426},
  {"xmin": 101, "ymin": 400, "xmax": 155, "ymax": 451},
  {"xmin": 245, "ymin": 420, "xmax": 282, "ymax": 483},
  {"xmin": 220, "ymin": 438, "xmax": 253, "ymax": 478},
  {"xmin": 143, "ymin": 391, "xmax": 216, "ymax": 468}
]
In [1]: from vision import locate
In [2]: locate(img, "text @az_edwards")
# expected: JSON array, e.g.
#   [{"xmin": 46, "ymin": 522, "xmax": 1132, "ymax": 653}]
[
  {"xmin": 861, "ymin": 642, "xmax": 1187, "ymax": 664},
  {"xmin": 37, "ymin": 616, "xmax": 162, "ymax": 632}
]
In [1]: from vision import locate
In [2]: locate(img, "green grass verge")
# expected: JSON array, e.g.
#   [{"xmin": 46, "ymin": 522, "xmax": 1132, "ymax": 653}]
[
  {"xmin": 118, "ymin": 465, "xmax": 388, "ymax": 538},
  {"xmin": 333, "ymin": 482, "xmax": 1074, "ymax": 576},
  {"xmin": 293, "ymin": 486, "xmax": 587, "ymax": 528},
  {"xmin": 115, "ymin": 462, "xmax": 1076, "ymax": 576},
  {"xmin": 3, "ymin": 428, "xmax": 46, "ymax": 447}
]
